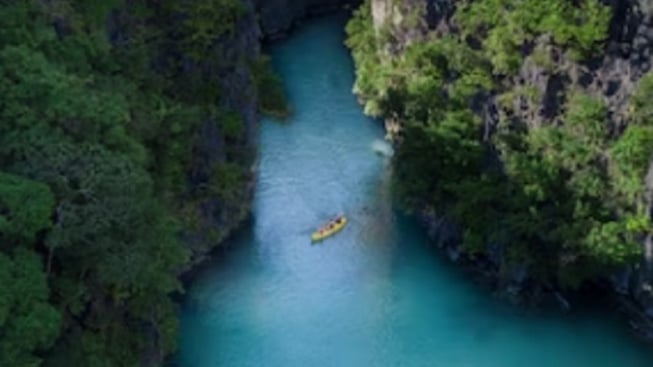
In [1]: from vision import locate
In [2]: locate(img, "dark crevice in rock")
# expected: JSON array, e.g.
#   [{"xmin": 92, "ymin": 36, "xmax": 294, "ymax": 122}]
[
  {"xmin": 425, "ymin": 0, "xmax": 455, "ymax": 30},
  {"xmin": 606, "ymin": 79, "xmax": 621, "ymax": 96},
  {"xmin": 541, "ymin": 74, "xmax": 566, "ymax": 120}
]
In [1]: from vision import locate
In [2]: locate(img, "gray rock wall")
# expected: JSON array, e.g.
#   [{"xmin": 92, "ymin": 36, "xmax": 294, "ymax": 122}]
[
  {"xmin": 182, "ymin": 0, "xmax": 262, "ymax": 266},
  {"xmin": 367, "ymin": 0, "xmax": 653, "ymax": 340},
  {"xmin": 183, "ymin": 0, "xmax": 363, "ymax": 264}
]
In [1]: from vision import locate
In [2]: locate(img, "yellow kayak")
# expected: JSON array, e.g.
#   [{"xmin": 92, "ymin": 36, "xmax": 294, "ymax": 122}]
[{"xmin": 311, "ymin": 215, "xmax": 347, "ymax": 242}]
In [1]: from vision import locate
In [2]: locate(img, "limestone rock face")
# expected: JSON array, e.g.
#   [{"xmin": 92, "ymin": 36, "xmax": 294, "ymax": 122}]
[
  {"xmin": 365, "ymin": 0, "xmax": 653, "ymax": 340},
  {"xmin": 185, "ymin": 0, "xmax": 371, "ymax": 267},
  {"xmin": 182, "ymin": 0, "xmax": 262, "ymax": 265}
]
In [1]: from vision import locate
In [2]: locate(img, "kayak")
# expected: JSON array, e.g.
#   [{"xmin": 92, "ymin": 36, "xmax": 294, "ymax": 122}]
[
  {"xmin": 311, "ymin": 216, "xmax": 347, "ymax": 242},
  {"xmin": 311, "ymin": 215, "xmax": 347, "ymax": 242}
]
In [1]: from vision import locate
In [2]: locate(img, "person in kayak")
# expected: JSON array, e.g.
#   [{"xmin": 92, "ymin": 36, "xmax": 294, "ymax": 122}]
[{"xmin": 321, "ymin": 215, "xmax": 343, "ymax": 232}]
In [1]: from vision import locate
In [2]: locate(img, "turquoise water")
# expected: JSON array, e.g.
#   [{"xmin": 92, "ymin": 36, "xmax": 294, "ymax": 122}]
[{"xmin": 177, "ymin": 14, "xmax": 653, "ymax": 367}]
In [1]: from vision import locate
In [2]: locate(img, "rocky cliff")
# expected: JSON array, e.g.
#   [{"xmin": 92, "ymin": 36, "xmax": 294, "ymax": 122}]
[
  {"xmin": 354, "ymin": 0, "xmax": 653, "ymax": 341},
  {"xmin": 182, "ymin": 0, "xmax": 261, "ymax": 266},
  {"xmin": 183, "ymin": 0, "xmax": 360, "ymax": 265},
  {"xmin": 149, "ymin": 1, "xmax": 363, "ymax": 363}
]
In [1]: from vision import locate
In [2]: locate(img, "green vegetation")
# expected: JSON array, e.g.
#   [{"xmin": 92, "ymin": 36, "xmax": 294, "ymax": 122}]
[
  {"xmin": 345, "ymin": 0, "xmax": 389, "ymax": 116},
  {"xmin": 251, "ymin": 55, "xmax": 290, "ymax": 118},
  {"xmin": 456, "ymin": 0, "xmax": 610, "ymax": 72},
  {"xmin": 0, "ymin": 0, "xmax": 273, "ymax": 365},
  {"xmin": 0, "ymin": 174, "xmax": 61, "ymax": 367},
  {"xmin": 346, "ymin": 0, "xmax": 652, "ymax": 288}
]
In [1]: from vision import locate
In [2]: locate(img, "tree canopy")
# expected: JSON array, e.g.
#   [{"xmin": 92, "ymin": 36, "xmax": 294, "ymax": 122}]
[
  {"xmin": 0, "ymin": 0, "xmax": 272, "ymax": 364},
  {"xmin": 346, "ymin": 0, "xmax": 652, "ymax": 287}
]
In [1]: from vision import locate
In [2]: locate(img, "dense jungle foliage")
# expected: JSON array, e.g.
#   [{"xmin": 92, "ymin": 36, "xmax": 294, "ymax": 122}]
[
  {"xmin": 346, "ymin": 0, "xmax": 653, "ymax": 288},
  {"xmin": 0, "ymin": 1, "xmax": 283, "ymax": 365}
]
